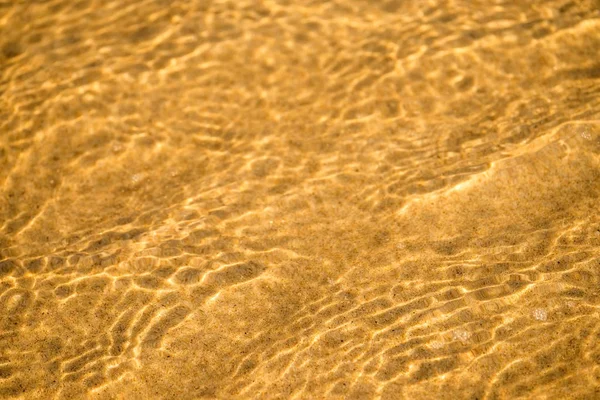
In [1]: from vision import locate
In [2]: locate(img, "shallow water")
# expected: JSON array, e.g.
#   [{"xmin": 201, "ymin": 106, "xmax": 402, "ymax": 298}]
[{"xmin": 1, "ymin": 0, "xmax": 600, "ymax": 399}]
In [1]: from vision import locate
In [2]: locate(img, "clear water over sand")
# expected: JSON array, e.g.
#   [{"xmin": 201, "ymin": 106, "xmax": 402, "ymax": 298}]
[{"xmin": 1, "ymin": 0, "xmax": 600, "ymax": 398}]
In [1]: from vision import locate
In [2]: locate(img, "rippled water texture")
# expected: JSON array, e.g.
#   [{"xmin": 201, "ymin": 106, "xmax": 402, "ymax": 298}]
[{"xmin": 1, "ymin": 1, "xmax": 600, "ymax": 399}]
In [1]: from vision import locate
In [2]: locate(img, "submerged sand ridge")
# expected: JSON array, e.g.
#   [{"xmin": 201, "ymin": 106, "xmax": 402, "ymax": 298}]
[{"xmin": 1, "ymin": 0, "xmax": 600, "ymax": 399}]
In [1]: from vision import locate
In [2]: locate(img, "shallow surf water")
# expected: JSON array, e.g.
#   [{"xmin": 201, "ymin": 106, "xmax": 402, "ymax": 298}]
[{"xmin": 1, "ymin": 1, "xmax": 600, "ymax": 399}]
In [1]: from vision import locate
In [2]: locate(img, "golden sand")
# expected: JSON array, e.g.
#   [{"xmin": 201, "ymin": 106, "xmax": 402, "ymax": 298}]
[{"xmin": 1, "ymin": 0, "xmax": 600, "ymax": 399}]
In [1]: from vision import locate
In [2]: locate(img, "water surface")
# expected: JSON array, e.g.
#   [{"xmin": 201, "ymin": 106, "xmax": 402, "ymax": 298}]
[{"xmin": 1, "ymin": 0, "xmax": 600, "ymax": 399}]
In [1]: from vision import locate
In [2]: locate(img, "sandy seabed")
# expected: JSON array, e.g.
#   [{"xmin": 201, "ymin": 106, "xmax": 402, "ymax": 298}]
[{"xmin": 1, "ymin": 0, "xmax": 600, "ymax": 399}]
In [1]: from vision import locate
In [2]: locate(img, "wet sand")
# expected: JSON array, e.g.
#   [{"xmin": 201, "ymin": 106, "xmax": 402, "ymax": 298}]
[{"xmin": 1, "ymin": 0, "xmax": 600, "ymax": 399}]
